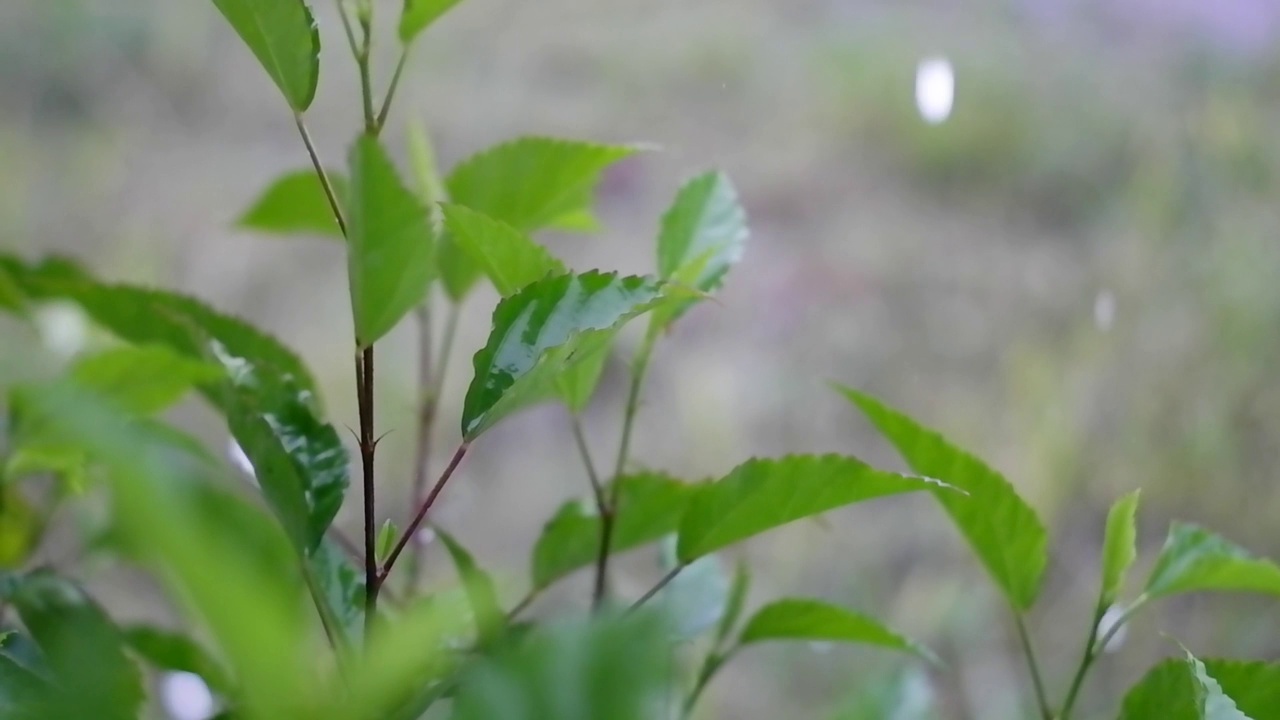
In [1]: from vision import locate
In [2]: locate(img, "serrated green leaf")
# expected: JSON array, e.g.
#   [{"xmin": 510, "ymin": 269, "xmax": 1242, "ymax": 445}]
[
  {"xmin": 435, "ymin": 529, "xmax": 503, "ymax": 646},
  {"xmin": 211, "ymin": 0, "xmax": 320, "ymax": 111},
  {"xmin": 441, "ymin": 204, "xmax": 567, "ymax": 296},
  {"xmin": 739, "ymin": 598, "xmax": 937, "ymax": 664},
  {"xmin": 0, "ymin": 487, "xmax": 43, "ymax": 569},
  {"xmin": 1144, "ymin": 523, "xmax": 1280, "ymax": 599},
  {"xmin": 531, "ymin": 473, "xmax": 694, "ymax": 589},
  {"xmin": 714, "ymin": 559, "xmax": 751, "ymax": 646},
  {"xmin": 446, "ymin": 137, "xmax": 640, "ymax": 234},
  {"xmin": 0, "ymin": 570, "xmax": 144, "ymax": 720},
  {"xmin": 1119, "ymin": 657, "xmax": 1279, "ymax": 720},
  {"xmin": 70, "ymin": 345, "xmax": 222, "ymax": 415},
  {"xmin": 461, "ymin": 271, "xmax": 672, "ymax": 439},
  {"xmin": 651, "ymin": 171, "xmax": 748, "ymax": 331},
  {"xmin": 1100, "ymin": 490, "xmax": 1141, "ymax": 606},
  {"xmin": 676, "ymin": 454, "xmax": 946, "ymax": 564},
  {"xmin": 399, "ymin": 0, "xmax": 466, "ymax": 44},
  {"xmin": 347, "ymin": 135, "xmax": 436, "ymax": 348},
  {"xmin": 838, "ymin": 386, "xmax": 1048, "ymax": 610},
  {"xmin": 122, "ymin": 625, "xmax": 233, "ymax": 695},
  {"xmin": 1186, "ymin": 651, "xmax": 1254, "ymax": 720},
  {"xmin": 237, "ymin": 169, "xmax": 346, "ymax": 238},
  {"xmin": 1202, "ymin": 660, "xmax": 1280, "ymax": 720}
]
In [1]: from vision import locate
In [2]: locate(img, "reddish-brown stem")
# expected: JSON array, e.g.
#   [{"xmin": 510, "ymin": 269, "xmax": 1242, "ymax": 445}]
[
  {"xmin": 378, "ymin": 443, "xmax": 469, "ymax": 585},
  {"xmin": 356, "ymin": 347, "xmax": 377, "ymax": 639}
]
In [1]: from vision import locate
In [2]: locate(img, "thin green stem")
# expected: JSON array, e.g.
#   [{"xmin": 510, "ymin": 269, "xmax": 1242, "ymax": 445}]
[
  {"xmin": 506, "ymin": 589, "xmax": 538, "ymax": 622},
  {"xmin": 293, "ymin": 114, "xmax": 348, "ymax": 237},
  {"xmin": 682, "ymin": 650, "xmax": 732, "ymax": 720},
  {"xmin": 336, "ymin": 0, "xmax": 361, "ymax": 63},
  {"xmin": 375, "ymin": 49, "xmax": 411, "ymax": 132},
  {"xmin": 1013, "ymin": 612, "xmax": 1053, "ymax": 720},
  {"xmin": 356, "ymin": 16, "xmax": 376, "ymax": 133},
  {"xmin": 629, "ymin": 564, "xmax": 683, "ymax": 612},
  {"xmin": 1060, "ymin": 595, "xmax": 1148, "ymax": 720},
  {"xmin": 570, "ymin": 414, "xmax": 606, "ymax": 514}
]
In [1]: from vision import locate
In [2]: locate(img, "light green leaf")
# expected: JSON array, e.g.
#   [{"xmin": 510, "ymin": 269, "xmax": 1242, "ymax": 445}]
[
  {"xmin": 237, "ymin": 169, "xmax": 346, "ymax": 238},
  {"xmin": 1202, "ymin": 660, "xmax": 1280, "ymax": 720},
  {"xmin": 3, "ymin": 442, "xmax": 88, "ymax": 493},
  {"xmin": 376, "ymin": 520, "xmax": 398, "ymax": 564},
  {"xmin": 399, "ymin": 0, "xmax": 466, "ymax": 44},
  {"xmin": 1186, "ymin": 651, "xmax": 1254, "ymax": 720},
  {"xmin": 435, "ymin": 529, "xmax": 503, "ymax": 646},
  {"xmin": 0, "ymin": 487, "xmax": 44, "ymax": 569},
  {"xmin": 461, "ymin": 271, "xmax": 672, "ymax": 440},
  {"xmin": 407, "ymin": 120, "xmax": 447, "ymax": 208},
  {"xmin": 739, "ymin": 598, "xmax": 937, "ymax": 664},
  {"xmin": 714, "ymin": 559, "xmax": 751, "ymax": 646},
  {"xmin": 440, "ymin": 204, "xmax": 566, "ymax": 295},
  {"xmin": 531, "ymin": 473, "xmax": 694, "ymax": 589},
  {"xmin": 1100, "ymin": 490, "xmax": 1141, "ymax": 606},
  {"xmin": 1144, "ymin": 523, "xmax": 1280, "ymax": 600},
  {"xmin": 651, "ymin": 171, "xmax": 748, "ymax": 331},
  {"xmin": 676, "ymin": 454, "xmax": 946, "ymax": 564},
  {"xmin": 122, "ymin": 625, "xmax": 234, "ymax": 695},
  {"xmin": 211, "ymin": 0, "xmax": 320, "ymax": 111},
  {"xmin": 446, "ymin": 137, "xmax": 640, "ymax": 234},
  {"xmin": 1119, "ymin": 657, "xmax": 1280, "ymax": 720},
  {"xmin": 70, "ymin": 345, "xmax": 222, "ymax": 415},
  {"xmin": 556, "ymin": 341, "xmax": 611, "ymax": 414},
  {"xmin": 838, "ymin": 386, "xmax": 1048, "ymax": 610},
  {"xmin": 347, "ymin": 135, "xmax": 436, "ymax": 348}
]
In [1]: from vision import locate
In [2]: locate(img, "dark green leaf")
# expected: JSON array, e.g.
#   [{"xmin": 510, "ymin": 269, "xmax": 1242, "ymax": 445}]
[
  {"xmin": 838, "ymin": 386, "xmax": 1048, "ymax": 610},
  {"xmin": 446, "ymin": 137, "xmax": 640, "ymax": 234},
  {"xmin": 0, "ymin": 647, "xmax": 50, "ymax": 720},
  {"xmin": 399, "ymin": 0, "xmax": 466, "ymax": 44},
  {"xmin": 435, "ymin": 529, "xmax": 503, "ymax": 646},
  {"xmin": 0, "ymin": 262, "xmax": 23, "ymax": 313},
  {"xmin": 306, "ymin": 538, "xmax": 365, "ymax": 647},
  {"xmin": 714, "ymin": 559, "xmax": 750, "ymax": 646},
  {"xmin": 211, "ymin": 0, "xmax": 320, "ymax": 111},
  {"xmin": 676, "ymin": 454, "xmax": 946, "ymax": 563},
  {"xmin": 532, "ymin": 473, "xmax": 694, "ymax": 589},
  {"xmin": 237, "ymin": 169, "xmax": 346, "ymax": 238},
  {"xmin": 122, "ymin": 625, "xmax": 233, "ymax": 695},
  {"xmin": 1144, "ymin": 523, "xmax": 1280, "ymax": 600},
  {"xmin": 1202, "ymin": 660, "xmax": 1280, "ymax": 720},
  {"xmin": 440, "ymin": 203, "xmax": 566, "ymax": 296},
  {"xmin": 70, "ymin": 345, "xmax": 222, "ymax": 415},
  {"xmin": 347, "ymin": 135, "xmax": 436, "ymax": 348},
  {"xmin": 461, "ymin": 271, "xmax": 673, "ymax": 439},
  {"xmin": 739, "ymin": 598, "xmax": 937, "ymax": 664},
  {"xmin": 1101, "ymin": 490, "xmax": 1141, "ymax": 606}
]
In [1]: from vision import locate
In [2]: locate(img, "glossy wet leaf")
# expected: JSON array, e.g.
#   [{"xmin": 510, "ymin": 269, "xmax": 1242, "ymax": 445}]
[
  {"xmin": 676, "ymin": 454, "xmax": 946, "ymax": 563},
  {"xmin": 122, "ymin": 625, "xmax": 233, "ymax": 695},
  {"xmin": 1101, "ymin": 490, "xmax": 1141, "ymax": 606},
  {"xmin": 0, "ymin": 487, "xmax": 44, "ymax": 569},
  {"xmin": 347, "ymin": 135, "xmax": 436, "ymax": 348},
  {"xmin": 461, "ymin": 271, "xmax": 672, "ymax": 439},
  {"xmin": 446, "ymin": 137, "xmax": 640, "ymax": 234},
  {"xmin": 532, "ymin": 473, "xmax": 694, "ymax": 589},
  {"xmin": 211, "ymin": 0, "xmax": 319, "ymax": 111},
  {"xmin": 0, "ymin": 570, "xmax": 144, "ymax": 720},
  {"xmin": 651, "ymin": 171, "xmax": 748, "ymax": 331},
  {"xmin": 70, "ymin": 345, "xmax": 222, "ymax": 415},
  {"xmin": 441, "ymin": 203, "xmax": 566, "ymax": 296},
  {"xmin": 739, "ymin": 598, "xmax": 937, "ymax": 664},
  {"xmin": 1143, "ymin": 523, "xmax": 1280, "ymax": 600},
  {"xmin": 838, "ymin": 386, "xmax": 1048, "ymax": 610},
  {"xmin": 435, "ymin": 529, "xmax": 503, "ymax": 646},
  {"xmin": 237, "ymin": 169, "xmax": 346, "ymax": 238}
]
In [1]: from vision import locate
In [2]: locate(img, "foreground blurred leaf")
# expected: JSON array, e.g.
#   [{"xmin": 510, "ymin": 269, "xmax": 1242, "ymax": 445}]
[
  {"xmin": 211, "ymin": 0, "xmax": 320, "ymax": 111},
  {"xmin": 651, "ymin": 171, "xmax": 748, "ymax": 331},
  {"xmin": 1119, "ymin": 653, "xmax": 1265, "ymax": 720},
  {"xmin": 676, "ymin": 454, "xmax": 946, "ymax": 563},
  {"xmin": 839, "ymin": 387, "xmax": 1048, "ymax": 610},
  {"xmin": 347, "ymin": 135, "xmax": 436, "ymax": 348},
  {"xmin": 122, "ymin": 625, "xmax": 233, "ymax": 695},
  {"xmin": 739, "ymin": 599, "xmax": 937, "ymax": 664},
  {"xmin": 0, "ymin": 263, "xmax": 22, "ymax": 312},
  {"xmin": 399, "ymin": 0, "xmax": 466, "ymax": 44},
  {"xmin": 532, "ymin": 473, "xmax": 693, "ymax": 589},
  {"xmin": 0, "ymin": 486, "xmax": 43, "ymax": 569},
  {"xmin": 237, "ymin": 169, "xmax": 346, "ymax": 238},
  {"xmin": 441, "ymin": 204, "xmax": 566, "ymax": 296},
  {"xmin": 830, "ymin": 667, "xmax": 936, "ymax": 720},
  {"xmin": 306, "ymin": 538, "xmax": 365, "ymax": 646},
  {"xmin": 1100, "ymin": 490, "xmax": 1141, "ymax": 607},
  {"xmin": 435, "ymin": 529, "xmax": 504, "ymax": 646},
  {"xmin": 0, "ymin": 570, "xmax": 144, "ymax": 720},
  {"xmin": 1144, "ymin": 523, "xmax": 1280, "ymax": 600},
  {"xmin": 1201, "ymin": 660, "xmax": 1280, "ymax": 720},
  {"xmin": 461, "ymin": 271, "xmax": 672, "ymax": 439},
  {"xmin": 70, "ymin": 345, "xmax": 222, "ymax": 415}
]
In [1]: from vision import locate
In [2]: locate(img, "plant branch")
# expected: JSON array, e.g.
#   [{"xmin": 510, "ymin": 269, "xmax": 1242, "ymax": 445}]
[
  {"xmin": 355, "ymin": 7, "xmax": 376, "ymax": 133},
  {"xmin": 570, "ymin": 414, "xmax": 606, "ymax": 515},
  {"xmin": 506, "ymin": 589, "xmax": 538, "ymax": 622},
  {"xmin": 375, "ymin": 49, "xmax": 411, "ymax": 132},
  {"xmin": 629, "ymin": 564, "xmax": 683, "ymax": 612},
  {"xmin": 1013, "ymin": 612, "xmax": 1053, "ymax": 720},
  {"xmin": 356, "ymin": 347, "xmax": 377, "ymax": 641},
  {"xmin": 336, "ymin": 0, "xmax": 361, "ymax": 63},
  {"xmin": 378, "ymin": 442, "xmax": 470, "ymax": 584},
  {"xmin": 682, "ymin": 650, "xmax": 732, "ymax": 720},
  {"xmin": 293, "ymin": 114, "xmax": 348, "ymax": 237},
  {"xmin": 1059, "ymin": 595, "xmax": 1148, "ymax": 720}
]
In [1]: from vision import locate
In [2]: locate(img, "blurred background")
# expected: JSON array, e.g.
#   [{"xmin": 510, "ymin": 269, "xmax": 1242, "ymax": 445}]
[{"xmin": 3, "ymin": 0, "xmax": 1280, "ymax": 718}]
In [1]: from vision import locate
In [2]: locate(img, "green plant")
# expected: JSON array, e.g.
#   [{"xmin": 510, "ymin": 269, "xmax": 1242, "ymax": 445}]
[{"xmin": 0, "ymin": 1, "xmax": 1278, "ymax": 719}]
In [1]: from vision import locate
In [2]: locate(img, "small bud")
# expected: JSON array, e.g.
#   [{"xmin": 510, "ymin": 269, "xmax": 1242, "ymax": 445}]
[{"xmin": 376, "ymin": 519, "xmax": 398, "ymax": 563}]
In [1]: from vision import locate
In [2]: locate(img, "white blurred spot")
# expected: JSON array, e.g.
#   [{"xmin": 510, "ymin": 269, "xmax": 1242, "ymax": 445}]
[
  {"xmin": 226, "ymin": 438, "xmax": 257, "ymax": 486},
  {"xmin": 809, "ymin": 641, "xmax": 834, "ymax": 655},
  {"xmin": 1093, "ymin": 289, "xmax": 1116, "ymax": 332},
  {"xmin": 915, "ymin": 57, "xmax": 955, "ymax": 124},
  {"xmin": 1096, "ymin": 605, "xmax": 1128, "ymax": 653},
  {"xmin": 160, "ymin": 671, "xmax": 215, "ymax": 720},
  {"xmin": 414, "ymin": 527, "xmax": 437, "ymax": 547},
  {"xmin": 34, "ymin": 302, "xmax": 89, "ymax": 360}
]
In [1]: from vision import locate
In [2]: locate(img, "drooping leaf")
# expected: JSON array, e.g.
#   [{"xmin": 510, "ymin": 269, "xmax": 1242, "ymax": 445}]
[
  {"xmin": 1100, "ymin": 490, "xmax": 1141, "ymax": 606},
  {"xmin": 714, "ymin": 559, "xmax": 751, "ymax": 646},
  {"xmin": 651, "ymin": 171, "xmax": 748, "ymax": 331},
  {"xmin": 347, "ymin": 135, "xmax": 436, "ymax": 348},
  {"xmin": 70, "ymin": 345, "xmax": 222, "ymax": 415},
  {"xmin": 461, "ymin": 271, "xmax": 674, "ymax": 439},
  {"xmin": 739, "ymin": 598, "xmax": 937, "ymax": 664},
  {"xmin": 0, "ymin": 486, "xmax": 44, "ymax": 569},
  {"xmin": 656, "ymin": 536, "xmax": 730, "ymax": 639},
  {"xmin": 122, "ymin": 625, "xmax": 233, "ymax": 695},
  {"xmin": 237, "ymin": 169, "xmax": 346, "ymax": 238},
  {"xmin": 399, "ymin": 0, "xmax": 466, "ymax": 44},
  {"xmin": 0, "ymin": 570, "xmax": 144, "ymax": 720},
  {"xmin": 838, "ymin": 386, "xmax": 1048, "ymax": 610},
  {"xmin": 211, "ymin": 0, "xmax": 320, "ymax": 111},
  {"xmin": 435, "ymin": 529, "xmax": 504, "ymax": 646},
  {"xmin": 446, "ymin": 137, "xmax": 640, "ymax": 234},
  {"xmin": 676, "ymin": 454, "xmax": 947, "ymax": 564},
  {"xmin": 1143, "ymin": 523, "xmax": 1280, "ymax": 600},
  {"xmin": 531, "ymin": 473, "xmax": 694, "ymax": 589},
  {"xmin": 440, "ymin": 203, "xmax": 566, "ymax": 296}
]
